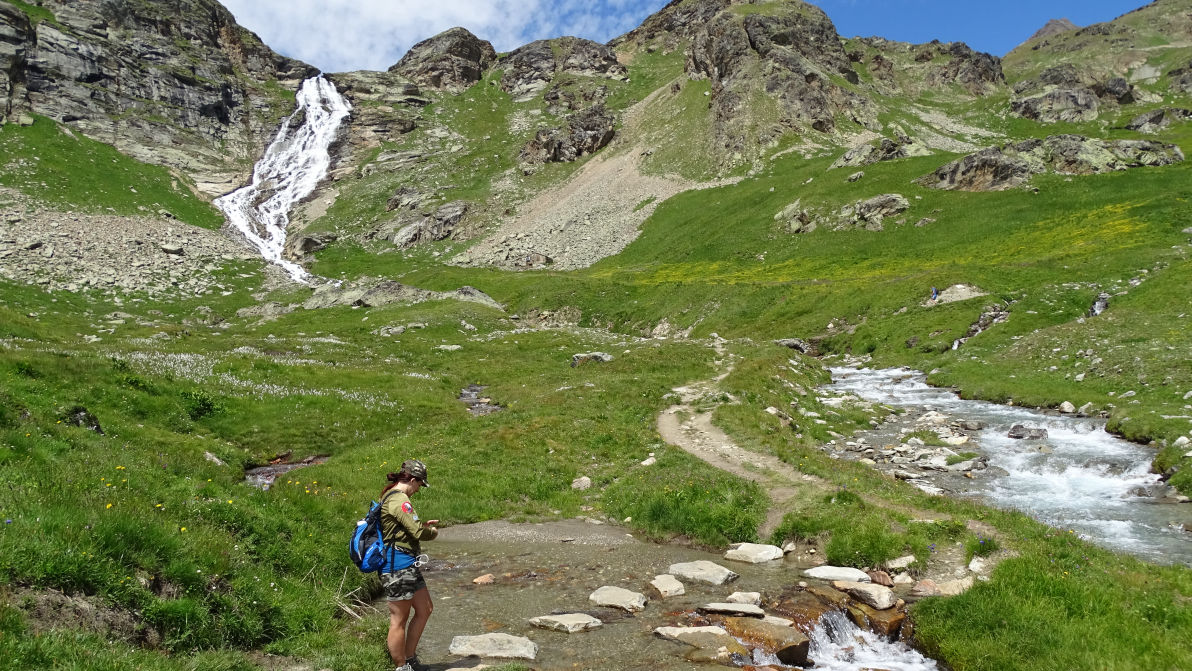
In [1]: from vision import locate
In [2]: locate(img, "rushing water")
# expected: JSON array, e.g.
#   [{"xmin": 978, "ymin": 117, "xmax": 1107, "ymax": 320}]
[
  {"xmin": 397, "ymin": 520, "xmax": 937, "ymax": 670},
  {"xmin": 214, "ymin": 76, "xmax": 351, "ymax": 281},
  {"xmin": 827, "ymin": 367, "xmax": 1192, "ymax": 566}
]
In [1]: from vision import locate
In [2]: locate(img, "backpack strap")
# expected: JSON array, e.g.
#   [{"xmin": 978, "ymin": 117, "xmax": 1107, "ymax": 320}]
[{"xmin": 378, "ymin": 488, "xmax": 402, "ymax": 571}]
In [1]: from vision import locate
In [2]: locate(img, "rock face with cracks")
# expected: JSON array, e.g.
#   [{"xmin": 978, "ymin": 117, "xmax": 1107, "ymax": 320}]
[{"xmin": 388, "ymin": 27, "xmax": 496, "ymax": 93}]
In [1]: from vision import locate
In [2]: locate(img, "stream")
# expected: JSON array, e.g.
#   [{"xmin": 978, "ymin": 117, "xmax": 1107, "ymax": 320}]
[
  {"xmin": 394, "ymin": 520, "xmax": 937, "ymax": 671},
  {"xmin": 826, "ymin": 367, "xmax": 1191, "ymax": 566}
]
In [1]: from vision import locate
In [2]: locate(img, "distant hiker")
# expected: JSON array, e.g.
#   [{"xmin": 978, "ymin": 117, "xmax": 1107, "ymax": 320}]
[
  {"xmin": 380, "ymin": 459, "xmax": 439, "ymax": 671},
  {"xmin": 930, "ymin": 286, "xmax": 939, "ymax": 301}
]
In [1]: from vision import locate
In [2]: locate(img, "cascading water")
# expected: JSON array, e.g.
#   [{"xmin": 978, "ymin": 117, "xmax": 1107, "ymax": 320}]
[
  {"xmin": 803, "ymin": 610, "xmax": 938, "ymax": 671},
  {"xmin": 214, "ymin": 75, "xmax": 351, "ymax": 282},
  {"xmin": 828, "ymin": 367, "xmax": 1192, "ymax": 566}
]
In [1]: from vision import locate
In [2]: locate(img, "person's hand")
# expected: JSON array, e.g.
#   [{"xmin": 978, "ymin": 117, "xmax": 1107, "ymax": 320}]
[{"xmin": 426, "ymin": 519, "xmax": 440, "ymax": 526}]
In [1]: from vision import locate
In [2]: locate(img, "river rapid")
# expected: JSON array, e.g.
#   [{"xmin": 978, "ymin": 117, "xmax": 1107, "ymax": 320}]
[{"xmin": 826, "ymin": 367, "xmax": 1191, "ymax": 566}]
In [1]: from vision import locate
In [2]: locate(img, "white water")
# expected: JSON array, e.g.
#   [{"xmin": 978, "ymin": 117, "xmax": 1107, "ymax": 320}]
[
  {"xmin": 748, "ymin": 611, "xmax": 937, "ymax": 670},
  {"xmin": 828, "ymin": 367, "xmax": 1192, "ymax": 566},
  {"xmin": 214, "ymin": 76, "xmax": 351, "ymax": 281}
]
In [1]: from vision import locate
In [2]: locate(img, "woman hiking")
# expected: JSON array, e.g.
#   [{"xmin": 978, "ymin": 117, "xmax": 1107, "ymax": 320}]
[{"xmin": 379, "ymin": 459, "xmax": 438, "ymax": 671}]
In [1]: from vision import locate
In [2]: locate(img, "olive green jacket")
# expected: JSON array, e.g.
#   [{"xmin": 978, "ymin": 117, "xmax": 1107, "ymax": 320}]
[{"xmin": 380, "ymin": 489, "xmax": 437, "ymax": 557}]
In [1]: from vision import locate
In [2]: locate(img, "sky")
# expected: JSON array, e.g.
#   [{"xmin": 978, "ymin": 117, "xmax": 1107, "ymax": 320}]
[{"xmin": 218, "ymin": 0, "xmax": 1153, "ymax": 74}]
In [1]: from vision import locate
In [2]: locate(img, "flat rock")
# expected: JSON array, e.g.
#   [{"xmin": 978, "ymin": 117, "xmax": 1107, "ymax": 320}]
[
  {"xmin": 698, "ymin": 602, "xmax": 765, "ymax": 617},
  {"xmin": 589, "ymin": 585, "xmax": 647, "ymax": 612},
  {"xmin": 831, "ymin": 581, "xmax": 897, "ymax": 610},
  {"xmin": 654, "ymin": 626, "xmax": 749, "ymax": 660},
  {"xmin": 669, "ymin": 560, "xmax": 739, "ymax": 585},
  {"xmin": 803, "ymin": 566, "xmax": 871, "ymax": 582},
  {"xmin": 448, "ymin": 633, "xmax": 538, "ymax": 660},
  {"xmin": 651, "ymin": 574, "xmax": 685, "ymax": 598},
  {"xmin": 528, "ymin": 613, "xmax": 602, "ymax": 633},
  {"xmin": 724, "ymin": 543, "xmax": 784, "ymax": 563},
  {"xmin": 885, "ymin": 555, "xmax": 916, "ymax": 570},
  {"xmin": 726, "ymin": 591, "xmax": 762, "ymax": 606},
  {"xmin": 937, "ymin": 576, "xmax": 975, "ymax": 596}
]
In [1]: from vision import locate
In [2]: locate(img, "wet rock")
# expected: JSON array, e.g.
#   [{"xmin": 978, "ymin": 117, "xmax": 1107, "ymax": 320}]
[
  {"xmin": 723, "ymin": 616, "xmax": 810, "ymax": 666},
  {"xmin": 654, "ymin": 626, "xmax": 749, "ymax": 661},
  {"xmin": 726, "ymin": 592, "xmax": 762, "ymax": 606},
  {"xmin": 724, "ymin": 543, "xmax": 784, "ymax": 564},
  {"xmin": 803, "ymin": 566, "xmax": 871, "ymax": 582},
  {"xmin": 1008, "ymin": 424, "xmax": 1048, "ymax": 440},
  {"xmin": 388, "ymin": 27, "xmax": 496, "ymax": 93},
  {"xmin": 847, "ymin": 602, "xmax": 906, "ymax": 640},
  {"xmin": 699, "ymin": 602, "xmax": 765, "ymax": 617},
  {"xmin": 589, "ymin": 585, "xmax": 647, "ymax": 612},
  {"xmin": 448, "ymin": 633, "xmax": 538, "ymax": 660},
  {"xmin": 473, "ymin": 574, "xmax": 495, "ymax": 585},
  {"xmin": 651, "ymin": 574, "xmax": 685, "ymax": 598},
  {"xmin": 670, "ymin": 560, "xmax": 739, "ymax": 585},
  {"xmin": 570, "ymin": 352, "xmax": 614, "ymax": 367},
  {"xmin": 1059, "ymin": 401, "xmax": 1077, "ymax": 414},
  {"xmin": 529, "ymin": 613, "xmax": 602, "ymax": 633},
  {"xmin": 831, "ymin": 581, "xmax": 897, "ymax": 610}
]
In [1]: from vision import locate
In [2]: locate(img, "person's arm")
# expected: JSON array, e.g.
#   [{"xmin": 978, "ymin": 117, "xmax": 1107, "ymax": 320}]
[{"xmin": 392, "ymin": 497, "xmax": 438, "ymax": 541}]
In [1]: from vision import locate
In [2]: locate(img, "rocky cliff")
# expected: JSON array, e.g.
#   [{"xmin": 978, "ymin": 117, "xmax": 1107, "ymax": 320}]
[{"xmin": 0, "ymin": 0, "xmax": 315, "ymax": 196}]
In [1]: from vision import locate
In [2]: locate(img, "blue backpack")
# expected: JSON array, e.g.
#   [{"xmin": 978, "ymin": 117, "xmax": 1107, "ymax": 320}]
[{"xmin": 349, "ymin": 491, "xmax": 416, "ymax": 573}]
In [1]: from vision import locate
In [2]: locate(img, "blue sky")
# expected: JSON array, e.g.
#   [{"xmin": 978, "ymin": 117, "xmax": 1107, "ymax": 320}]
[{"xmin": 219, "ymin": 0, "xmax": 1150, "ymax": 74}]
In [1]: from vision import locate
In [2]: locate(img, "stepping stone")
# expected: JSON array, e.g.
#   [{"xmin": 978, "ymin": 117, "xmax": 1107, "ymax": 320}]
[
  {"xmin": 726, "ymin": 591, "xmax": 761, "ymax": 605},
  {"xmin": 669, "ymin": 560, "xmax": 739, "ymax": 585},
  {"xmin": 724, "ymin": 542, "xmax": 784, "ymax": 563},
  {"xmin": 831, "ymin": 581, "xmax": 897, "ymax": 610},
  {"xmin": 803, "ymin": 566, "xmax": 871, "ymax": 582},
  {"xmin": 590, "ymin": 585, "xmax": 647, "ymax": 612},
  {"xmin": 529, "ymin": 613, "xmax": 602, "ymax": 633},
  {"xmin": 698, "ymin": 602, "xmax": 765, "ymax": 617},
  {"xmin": 448, "ymin": 633, "xmax": 537, "ymax": 660},
  {"xmin": 651, "ymin": 574, "xmax": 685, "ymax": 598}
]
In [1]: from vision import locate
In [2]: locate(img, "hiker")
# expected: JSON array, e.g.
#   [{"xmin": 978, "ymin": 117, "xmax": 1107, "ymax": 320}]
[
  {"xmin": 380, "ymin": 459, "xmax": 439, "ymax": 671},
  {"xmin": 930, "ymin": 286, "xmax": 939, "ymax": 301}
]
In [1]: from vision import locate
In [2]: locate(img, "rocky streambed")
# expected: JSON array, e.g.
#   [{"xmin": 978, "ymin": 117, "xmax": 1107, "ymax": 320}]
[
  {"xmin": 384, "ymin": 520, "xmax": 942, "ymax": 671},
  {"xmin": 822, "ymin": 367, "xmax": 1192, "ymax": 566}
]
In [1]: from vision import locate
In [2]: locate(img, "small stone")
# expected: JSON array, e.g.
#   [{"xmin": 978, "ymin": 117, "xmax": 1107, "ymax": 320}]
[
  {"xmin": 1059, "ymin": 401, "xmax": 1076, "ymax": 413},
  {"xmin": 699, "ymin": 602, "xmax": 765, "ymax": 617},
  {"xmin": 724, "ymin": 543, "xmax": 784, "ymax": 564},
  {"xmin": 726, "ymin": 592, "xmax": 762, "ymax": 606},
  {"xmin": 893, "ymin": 572, "xmax": 914, "ymax": 585},
  {"xmin": 161, "ymin": 243, "xmax": 184, "ymax": 255},
  {"xmin": 885, "ymin": 555, "xmax": 916, "ymax": 570},
  {"xmin": 937, "ymin": 576, "xmax": 975, "ymax": 596},
  {"xmin": 669, "ymin": 560, "xmax": 739, "ymax": 585},
  {"xmin": 203, "ymin": 451, "xmax": 226, "ymax": 466},
  {"xmin": 473, "ymin": 574, "xmax": 495, "ymax": 585},
  {"xmin": 640, "ymin": 456, "xmax": 656, "ymax": 466},
  {"xmin": 911, "ymin": 579, "xmax": 939, "ymax": 597},
  {"xmin": 571, "ymin": 476, "xmax": 591, "ymax": 490},
  {"xmin": 1173, "ymin": 436, "xmax": 1190, "ymax": 448},
  {"xmin": 589, "ymin": 585, "xmax": 647, "ymax": 612},
  {"xmin": 529, "ymin": 613, "xmax": 602, "ymax": 633},
  {"xmin": 804, "ymin": 566, "xmax": 871, "ymax": 582},
  {"xmin": 867, "ymin": 570, "xmax": 894, "ymax": 587},
  {"xmin": 831, "ymin": 581, "xmax": 897, "ymax": 610}
]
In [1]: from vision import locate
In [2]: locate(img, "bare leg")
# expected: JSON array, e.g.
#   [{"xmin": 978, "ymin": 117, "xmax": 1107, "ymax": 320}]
[
  {"xmin": 387, "ymin": 599, "xmax": 413, "ymax": 666},
  {"xmin": 404, "ymin": 587, "xmax": 434, "ymax": 660}
]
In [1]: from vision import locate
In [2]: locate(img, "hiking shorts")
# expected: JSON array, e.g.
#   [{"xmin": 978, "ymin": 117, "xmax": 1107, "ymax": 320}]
[{"xmin": 382, "ymin": 566, "xmax": 426, "ymax": 602}]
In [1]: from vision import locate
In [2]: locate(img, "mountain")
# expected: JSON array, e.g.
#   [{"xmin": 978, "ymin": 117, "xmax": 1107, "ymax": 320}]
[{"xmin": 1023, "ymin": 17, "xmax": 1080, "ymax": 45}]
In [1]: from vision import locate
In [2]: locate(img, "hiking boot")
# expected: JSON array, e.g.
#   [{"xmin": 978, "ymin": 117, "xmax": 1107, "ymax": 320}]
[
  {"xmin": 407, "ymin": 655, "xmax": 427, "ymax": 671},
  {"xmin": 394, "ymin": 664, "xmax": 413, "ymax": 671}
]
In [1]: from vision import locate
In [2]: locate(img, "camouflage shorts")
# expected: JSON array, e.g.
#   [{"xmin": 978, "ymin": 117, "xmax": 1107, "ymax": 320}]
[{"xmin": 382, "ymin": 566, "xmax": 426, "ymax": 602}]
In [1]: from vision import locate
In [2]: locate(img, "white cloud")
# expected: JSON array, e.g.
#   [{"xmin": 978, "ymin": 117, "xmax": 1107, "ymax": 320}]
[{"xmin": 220, "ymin": 0, "xmax": 668, "ymax": 73}]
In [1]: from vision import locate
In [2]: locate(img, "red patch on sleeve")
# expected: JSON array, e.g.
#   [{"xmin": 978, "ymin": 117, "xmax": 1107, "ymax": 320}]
[{"xmin": 401, "ymin": 501, "xmax": 413, "ymax": 514}]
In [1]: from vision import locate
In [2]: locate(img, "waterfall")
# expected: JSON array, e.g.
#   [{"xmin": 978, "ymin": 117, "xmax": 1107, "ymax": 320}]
[
  {"xmin": 214, "ymin": 75, "xmax": 351, "ymax": 282},
  {"xmin": 803, "ymin": 610, "xmax": 939, "ymax": 671}
]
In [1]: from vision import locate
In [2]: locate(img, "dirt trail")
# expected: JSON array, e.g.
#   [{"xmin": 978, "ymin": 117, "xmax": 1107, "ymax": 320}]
[{"xmin": 656, "ymin": 341, "xmax": 827, "ymax": 538}]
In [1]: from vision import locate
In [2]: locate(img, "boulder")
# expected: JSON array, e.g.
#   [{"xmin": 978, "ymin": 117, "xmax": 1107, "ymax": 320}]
[
  {"xmin": 669, "ymin": 560, "xmax": 739, "ymax": 585},
  {"xmin": 388, "ymin": 27, "xmax": 496, "ymax": 93},
  {"xmin": 1008, "ymin": 424, "xmax": 1048, "ymax": 440},
  {"xmin": 589, "ymin": 585, "xmax": 647, "ymax": 612},
  {"xmin": 830, "ymin": 135, "xmax": 930, "ymax": 170},
  {"xmin": 570, "ymin": 476, "xmax": 592, "ymax": 490},
  {"xmin": 803, "ymin": 566, "xmax": 871, "ymax": 582},
  {"xmin": 651, "ymin": 574, "xmax": 685, "ymax": 598},
  {"xmin": 1059, "ymin": 401, "xmax": 1077, "ymax": 414},
  {"xmin": 1125, "ymin": 107, "xmax": 1192, "ymax": 134},
  {"xmin": 382, "ymin": 201, "xmax": 469, "ymax": 249},
  {"xmin": 724, "ymin": 543, "xmax": 784, "ymax": 564},
  {"xmin": 723, "ymin": 616, "xmax": 810, "ymax": 666},
  {"xmin": 698, "ymin": 602, "xmax": 765, "ymax": 617},
  {"xmin": 831, "ymin": 581, "xmax": 897, "ymax": 610},
  {"xmin": 528, "ymin": 613, "xmax": 602, "ymax": 633},
  {"xmin": 448, "ymin": 633, "xmax": 538, "ymax": 660},
  {"xmin": 570, "ymin": 352, "xmax": 614, "ymax": 367},
  {"xmin": 774, "ymin": 338, "xmax": 813, "ymax": 354}
]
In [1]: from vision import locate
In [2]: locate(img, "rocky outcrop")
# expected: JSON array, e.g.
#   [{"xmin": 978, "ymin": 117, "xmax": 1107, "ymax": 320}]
[
  {"xmin": 1011, "ymin": 88, "xmax": 1100, "ymax": 122},
  {"xmin": 777, "ymin": 193, "xmax": 910, "ymax": 233},
  {"xmin": 685, "ymin": 1, "xmax": 877, "ymax": 155},
  {"xmin": 374, "ymin": 201, "xmax": 469, "ymax": 248},
  {"xmin": 1, "ymin": 0, "xmax": 316, "ymax": 196},
  {"xmin": 1168, "ymin": 61, "xmax": 1192, "ymax": 93},
  {"xmin": 910, "ymin": 40, "xmax": 1005, "ymax": 95},
  {"xmin": 1125, "ymin": 107, "xmax": 1192, "ymax": 133},
  {"xmin": 918, "ymin": 135, "xmax": 1184, "ymax": 191},
  {"xmin": 1025, "ymin": 18, "xmax": 1080, "ymax": 44},
  {"xmin": 830, "ymin": 135, "xmax": 931, "ymax": 169},
  {"xmin": 520, "ymin": 105, "xmax": 615, "ymax": 164},
  {"xmin": 388, "ymin": 27, "xmax": 496, "ymax": 93},
  {"xmin": 499, "ymin": 37, "xmax": 626, "ymax": 102},
  {"xmin": 326, "ymin": 71, "xmax": 427, "ymax": 172},
  {"xmin": 301, "ymin": 278, "xmax": 500, "ymax": 311}
]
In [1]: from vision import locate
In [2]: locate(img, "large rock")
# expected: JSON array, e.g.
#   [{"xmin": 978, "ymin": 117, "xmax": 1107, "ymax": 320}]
[
  {"xmin": 723, "ymin": 616, "xmax": 810, "ymax": 666},
  {"xmin": 1125, "ymin": 107, "xmax": 1192, "ymax": 134},
  {"xmin": 669, "ymin": 560, "xmax": 739, "ymax": 585},
  {"xmin": 919, "ymin": 135, "xmax": 1184, "ymax": 191},
  {"xmin": 380, "ymin": 201, "xmax": 469, "ymax": 249},
  {"xmin": 528, "ymin": 613, "xmax": 602, "ymax": 633},
  {"xmin": 1008, "ymin": 424, "xmax": 1048, "ymax": 440},
  {"xmin": 831, "ymin": 581, "xmax": 897, "ymax": 610},
  {"xmin": 847, "ymin": 602, "xmax": 906, "ymax": 640},
  {"xmin": 499, "ymin": 37, "xmax": 626, "ymax": 101},
  {"xmin": 448, "ymin": 633, "xmax": 538, "ymax": 660},
  {"xmin": 724, "ymin": 543, "xmax": 784, "ymax": 564},
  {"xmin": 589, "ymin": 585, "xmax": 647, "ymax": 612},
  {"xmin": 521, "ymin": 105, "xmax": 615, "ymax": 164},
  {"xmin": 830, "ymin": 135, "xmax": 931, "ymax": 169},
  {"xmin": 388, "ymin": 27, "xmax": 496, "ymax": 93},
  {"xmin": 778, "ymin": 193, "xmax": 910, "ymax": 233},
  {"xmin": 803, "ymin": 566, "xmax": 871, "ymax": 582},
  {"xmin": 1011, "ymin": 88, "xmax": 1100, "ymax": 123}
]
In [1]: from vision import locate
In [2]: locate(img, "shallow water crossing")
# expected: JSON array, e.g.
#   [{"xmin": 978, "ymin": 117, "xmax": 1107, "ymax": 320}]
[{"xmin": 826, "ymin": 367, "xmax": 1191, "ymax": 566}]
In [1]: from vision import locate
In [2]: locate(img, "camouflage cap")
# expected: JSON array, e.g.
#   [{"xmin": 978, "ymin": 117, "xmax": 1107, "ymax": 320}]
[{"xmin": 400, "ymin": 459, "xmax": 430, "ymax": 487}]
